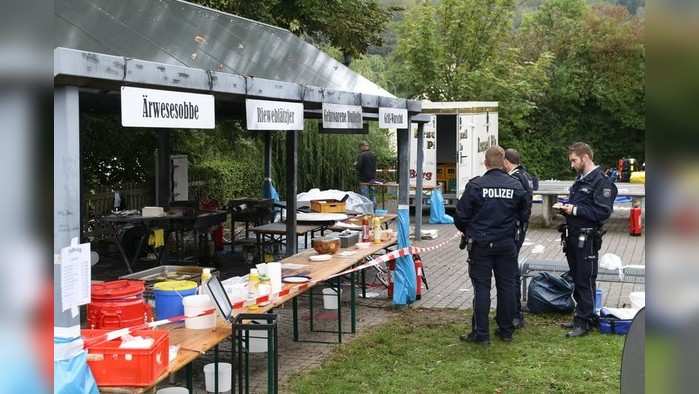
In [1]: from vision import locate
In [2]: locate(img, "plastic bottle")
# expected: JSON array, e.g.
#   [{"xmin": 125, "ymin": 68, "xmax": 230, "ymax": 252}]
[
  {"xmin": 258, "ymin": 274, "xmax": 271, "ymax": 299},
  {"xmin": 362, "ymin": 216, "xmax": 370, "ymax": 242},
  {"xmin": 199, "ymin": 268, "xmax": 212, "ymax": 294},
  {"xmin": 372, "ymin": 217, "xmax": 382, "ymax": 244},
  {"xmin": 247, "ymin": 269, "xmax": 260, "ymax": 311}
]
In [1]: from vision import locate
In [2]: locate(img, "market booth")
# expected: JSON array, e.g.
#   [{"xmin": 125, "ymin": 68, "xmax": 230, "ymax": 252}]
[{"xmin": 54, "ymin": 0, "xmax": 428, "ymax": 392}]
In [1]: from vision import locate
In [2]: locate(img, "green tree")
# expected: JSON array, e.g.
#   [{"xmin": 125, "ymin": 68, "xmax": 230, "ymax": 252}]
[
  {"xmin": 388, "ymin": 0, "xmax": 553, "ymax": 146},
  {"xmin": 194, "ymin": 0, "xmax": 395, "ymax": 63},
  {"xmin": 515, "ymin": 0, "xmax": 645, "ymax": 178}
]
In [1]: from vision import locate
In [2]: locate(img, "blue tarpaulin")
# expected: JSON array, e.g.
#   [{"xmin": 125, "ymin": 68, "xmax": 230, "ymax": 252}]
[
  {"xmin": 392, "ymin": 208, "xmax": 417, "ymax": 305},
  {"xmin": 263, "ymin": 178, "xmax": 280, "ymax": 202},
  {"xmin": 429, "ymin": 189, "xmax": 454, "ymax": 224},
  {"xmin": 54, "ymin": 338, "xmax": 98, "ymax": 394}
]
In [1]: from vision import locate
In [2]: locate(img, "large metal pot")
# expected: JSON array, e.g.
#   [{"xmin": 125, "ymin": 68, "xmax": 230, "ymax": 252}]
[{"xmin": 311, "ymin": 236, "xmax": 341, "ymax": 255}]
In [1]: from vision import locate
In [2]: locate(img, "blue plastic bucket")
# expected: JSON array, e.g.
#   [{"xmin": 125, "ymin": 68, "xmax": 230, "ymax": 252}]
[{"xmin": 153, "ymin": 281, "xmax": 198, "ymax": 320}]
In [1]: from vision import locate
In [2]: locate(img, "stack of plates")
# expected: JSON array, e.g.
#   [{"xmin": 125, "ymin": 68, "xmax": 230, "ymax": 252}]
[{"xmin": 309, "ymin": 254, "xmax": 332, "ymax": 262}]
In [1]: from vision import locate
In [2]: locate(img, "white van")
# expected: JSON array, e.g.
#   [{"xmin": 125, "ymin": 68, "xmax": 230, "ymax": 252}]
[{"xmin": 410, "ymin": 101, "xmax": 499, "ymax": 207}]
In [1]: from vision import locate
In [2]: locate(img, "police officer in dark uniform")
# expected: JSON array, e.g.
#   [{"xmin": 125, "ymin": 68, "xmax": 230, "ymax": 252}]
[
  {"xmin": 504, "ymin": 149, "xmax": 534, "ymax": 329},
  {"xmin": 455, "ymin": 146, "xmax": 529, "ymax": 344},
  {"xmin": 557, "ymin": 142, "xmax": 617, "ymax": 337}
]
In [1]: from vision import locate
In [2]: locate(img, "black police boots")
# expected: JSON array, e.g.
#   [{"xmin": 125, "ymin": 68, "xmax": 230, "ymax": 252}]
[
  {"xmin": 566, "ymin": 326, "xmax": 590, "ymax": 337},
  {"xmin": 494, "ymin": 328, "xmax": 513, "ymax": 342},
  {"xmin": 459, "ymin": 332, "xmax": 490, "ymax": 346}
]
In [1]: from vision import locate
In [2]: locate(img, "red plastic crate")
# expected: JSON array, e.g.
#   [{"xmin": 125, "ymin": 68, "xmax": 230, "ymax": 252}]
[{"xmin": 82, "ymin": 329, "xmax": 169, "ymax": 387}]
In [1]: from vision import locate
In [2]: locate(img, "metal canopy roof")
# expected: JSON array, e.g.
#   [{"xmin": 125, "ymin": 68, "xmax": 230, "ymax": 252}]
[{"xmin": 56, "ymin": 0, "xmax": 394, "ymax": 98}]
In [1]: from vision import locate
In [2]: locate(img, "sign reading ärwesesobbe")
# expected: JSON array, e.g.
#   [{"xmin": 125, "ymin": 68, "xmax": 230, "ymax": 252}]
[
  {"xmin": 121, "ymin": 86, "xmax": 215, "ymax": 128},
  {"xmin": 246, "ymin": 99, "xmax": 304, "ymax": 130},
  {"xmin": 378, "ymin": 107, "xmax": 408, "ymax": 129},
  {"xmin": 322, "ymin": 103, "xmax": 363, "ymax": 129}
]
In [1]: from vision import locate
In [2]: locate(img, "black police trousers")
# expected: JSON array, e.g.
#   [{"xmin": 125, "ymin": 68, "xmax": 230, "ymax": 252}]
[
  {"xmin": 564, "ymin": 229, "xmax": 601, "ymax": 328},
  {"xmin": 468, "ymin": 239, "xmax": 518, "ymax": 339}
]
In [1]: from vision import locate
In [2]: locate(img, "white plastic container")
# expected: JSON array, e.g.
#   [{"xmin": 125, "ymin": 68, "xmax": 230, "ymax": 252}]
[
  {"xmin": 322, "ymin": 288, "xmax": 341, "ymax": 310},
  {"xmin": 248, "ymin": 320, "xmax": 268, "ymax": 353},
  {"xmin": 203, "ymin": 363, "xmax": 232, "ymax": 393},
  {"xmin": 156, "ymin": 387, "xmax": 189, "ymax": 394},
  {"xmin": 629, "ymin": 291, "xmax": 645, "ymax": 309},
  {"xmin": 182, "ymin": 294, "xmax": 216, "ymax": 330}
]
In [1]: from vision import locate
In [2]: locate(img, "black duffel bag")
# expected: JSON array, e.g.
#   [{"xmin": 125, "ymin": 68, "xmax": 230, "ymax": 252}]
[{"xmin": 527, "ymin": 272, "xmax": 575, "ymax": 313}]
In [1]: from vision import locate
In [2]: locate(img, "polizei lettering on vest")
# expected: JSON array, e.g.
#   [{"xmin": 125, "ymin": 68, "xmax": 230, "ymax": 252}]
[
  {"xmin": 482, "ymin": 188, "xmax": 514, "ymax": 199},
  {"xmin": 257, "ymin": 107, "xmax": 296, "ymax": 124},
  {"xmin": 141, "ymin": 95, "xmax": 200, "ymax": 120}
]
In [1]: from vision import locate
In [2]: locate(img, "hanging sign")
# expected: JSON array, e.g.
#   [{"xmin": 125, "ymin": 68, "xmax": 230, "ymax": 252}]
[
  {"xmin": 379, "ymin": 107, "xmax": 408, "ymax": 129},
  {"xmin": 322, "ymin": 103, "xmax": 363, "ymax": 129},
  {"xmin": 246, "ymin": 99, "xmax": 304, "ymax": 130},
  {"xmin": 121, "ymin": 86, "xmax": 215, "ymax": 128}
]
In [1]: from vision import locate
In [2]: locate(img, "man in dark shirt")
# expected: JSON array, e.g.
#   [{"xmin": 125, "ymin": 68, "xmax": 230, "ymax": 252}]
[
  {"xmin": 557, "ymin": 142, "xmax": 617, "ymax": 337},
  {"xmin": 355, "ymin": 141, "xmax": 377, "ymax": 207},
  {"xmin": 503, "ymin": 148, "xmax": 534, "ymax": 328},
  {"xmin": 455, "ymin": 146, "xmax": 529, "ymax": 344}
]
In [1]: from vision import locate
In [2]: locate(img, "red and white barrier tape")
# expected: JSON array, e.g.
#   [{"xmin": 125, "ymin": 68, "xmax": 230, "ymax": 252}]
[{"xmin": 83, "ymin": 233, "xmax": 461, "ymax": 348}]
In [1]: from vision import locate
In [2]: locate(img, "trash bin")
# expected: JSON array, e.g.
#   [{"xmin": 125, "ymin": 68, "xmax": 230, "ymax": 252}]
[
  {"xmin": 322, "ymin": 288, "xmax": 341, "ymax": 310},
  {"xmin": 203, "ymin": 363, "xmax": 232, "ymax": 393}
]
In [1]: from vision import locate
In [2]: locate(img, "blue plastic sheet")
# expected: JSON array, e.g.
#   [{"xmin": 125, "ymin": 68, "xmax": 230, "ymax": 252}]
[
  {"xmin": 429, "ymin": 189, "xmax": 454, "ymax": 224},
  {"xmin": 392, "ymin": 208, "xmax": 417, "ymax": 305},
  {"xmin": 54, "ymin": 338, "xmax": 98, "ymax": 394},
  {"xmin": 263, "ymin": 179, "xmax": 280, "ymax": 202}
]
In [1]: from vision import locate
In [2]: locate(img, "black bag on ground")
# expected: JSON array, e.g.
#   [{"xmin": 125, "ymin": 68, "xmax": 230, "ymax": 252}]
[{"xmin": 527, "ymin": 272, "xmax": 575, "ymax": 313}]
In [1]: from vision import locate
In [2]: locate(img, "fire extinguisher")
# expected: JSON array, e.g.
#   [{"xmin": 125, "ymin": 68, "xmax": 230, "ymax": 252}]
[
  {"xmin": 629, "ymin": 202, "xmax": 643, "ymax": 236},
  {"xmin": 414, "ymin": 255, "xmax": 423, "ymax": 300},
  {"xmin": 387, "ymin": 256, "xmax": 428, "ymax": 300}
]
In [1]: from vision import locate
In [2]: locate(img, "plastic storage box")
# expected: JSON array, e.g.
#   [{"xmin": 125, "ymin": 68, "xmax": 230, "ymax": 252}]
[
  {"xmin": 599, "ymin": 318, "xmax": 632, "ymax": 335},
  {"xmin": 83, "ymin": 329, "xmax": 169, "ymax": 387}
]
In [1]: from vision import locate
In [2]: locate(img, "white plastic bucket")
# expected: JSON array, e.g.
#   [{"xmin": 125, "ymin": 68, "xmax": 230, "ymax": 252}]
[
  {"xmin": 322, "ymin": 287, "xmax": 341, "ymax": 310},
  {"xmin": 247, "ymin": 320, "xmax": 268, "ymax": 353},
  {"xmin": 629, "ymin": 291, "xmax": 645, "ymax": 309},
  {"xmin": 182, "ymin": 294, "xmax": 216, "ymax": 330},
  {"xmin": 156, "ymin": 387, "xmax": 189, "ymax": 394},
  {"xmin": 203, "ymin": 363, "xmax": 232, "ymax": 393}
]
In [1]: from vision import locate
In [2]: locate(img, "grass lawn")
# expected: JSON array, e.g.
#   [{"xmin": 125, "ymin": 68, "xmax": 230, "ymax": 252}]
[{"xmin": 288, "ymin": 309, "xmax": 624, "ymax": 393}]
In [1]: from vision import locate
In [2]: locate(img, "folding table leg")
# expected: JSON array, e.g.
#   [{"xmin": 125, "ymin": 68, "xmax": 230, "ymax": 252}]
[
  {"xmin": 292, "ymin": 296, "xmax": 299, "ymax": 341},
  {"xmin": 214, "ymin": 344, "xmax": 219, "ymax": 394},
  {"xmin": 337, "ymin": 277, "xmax": 342, "ymax": 344},
  {"xmin": 112, "ymin": 227, "xmax": 133, "ymax": 274},
  {"xmin": 351, "ymin": 271, "xmax": 356, "ymax": 334},
  {"xmin": 309, "ymin": 287, "xmax": 314, "ymax": 332},
  {"xmin": 186, "ymin": 363, "xmax": 192, "ymax": 392},
  {"xmin": 361, "ymin": 268, "xmax": 366, "ymax": 298}
]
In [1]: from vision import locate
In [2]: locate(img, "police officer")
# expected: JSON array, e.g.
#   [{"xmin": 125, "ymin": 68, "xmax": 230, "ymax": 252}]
[
  {"xmin": 455, "ymin": 146, "xmax": 529, "ymax": 344},
  {"xmin": 557, "ymin": 142, "xmax": 617, "ymax": 337},
  {"xmin": 503, "ymin": 149, "xmax": 534, "ymax": 329}
]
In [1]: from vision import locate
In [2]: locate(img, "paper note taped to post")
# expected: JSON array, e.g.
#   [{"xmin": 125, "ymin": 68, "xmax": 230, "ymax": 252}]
[{"xmin": 60, "ymin": 237, "xmax": 91, "ymax": 311}]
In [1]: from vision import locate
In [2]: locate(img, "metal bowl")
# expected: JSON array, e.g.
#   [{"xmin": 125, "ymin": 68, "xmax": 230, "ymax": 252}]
[{"xmin": 311, "ymin": 236, "xmax": 341, "ymax": 255}]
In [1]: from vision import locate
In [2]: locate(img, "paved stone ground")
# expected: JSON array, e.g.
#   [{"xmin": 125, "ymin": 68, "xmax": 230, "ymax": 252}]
[{"xmin": 97, "ymin": 202, "xmax": 644, "ymax": 393}]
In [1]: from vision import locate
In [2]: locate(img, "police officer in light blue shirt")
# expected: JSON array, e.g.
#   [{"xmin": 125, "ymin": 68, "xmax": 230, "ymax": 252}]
[
  {"xmin": 557, "ymin": 142, "xmax": 617, "ymax": 337},
  {"xmin": 455, "ymin": 146, "xmax": 529, "ymax": 344}
]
